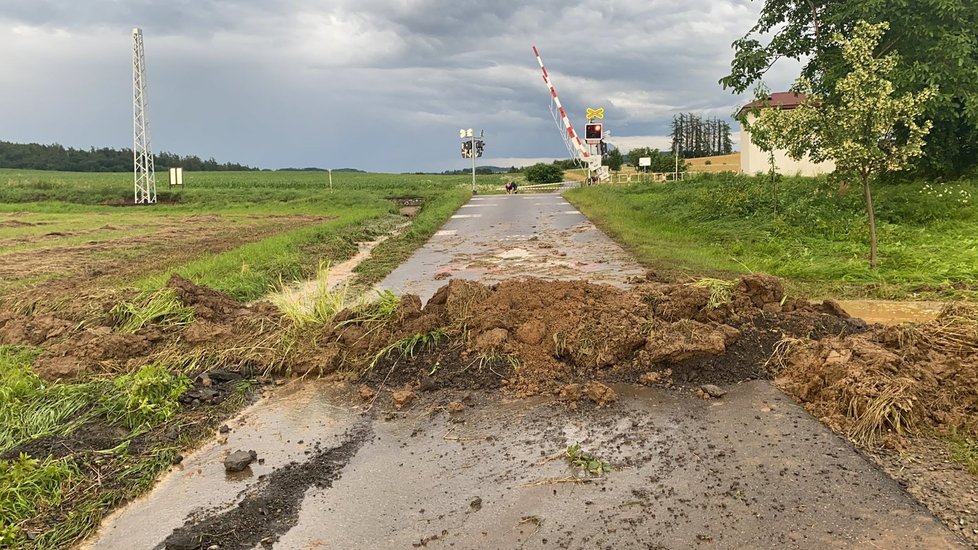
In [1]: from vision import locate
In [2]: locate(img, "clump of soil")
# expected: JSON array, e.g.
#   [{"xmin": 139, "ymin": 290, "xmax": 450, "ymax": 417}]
[{"xmin": 776, "ymin": 303, "xmax": 978, "ymax": 446}]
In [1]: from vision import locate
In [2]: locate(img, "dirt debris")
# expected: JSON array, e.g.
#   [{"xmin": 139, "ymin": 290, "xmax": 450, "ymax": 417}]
[
  {"xmin": 775, "ymin": 303, "xmax": 978, "ymax": 446},
  {"xmin": 583, "ymin": 381, "xmax": 617, "ymax": 407}
]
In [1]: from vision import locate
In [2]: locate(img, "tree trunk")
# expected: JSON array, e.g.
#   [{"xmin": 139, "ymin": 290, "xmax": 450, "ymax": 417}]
[{"xmin": 862, "ymin": 174, "xmax": 878, "ymax": 269}]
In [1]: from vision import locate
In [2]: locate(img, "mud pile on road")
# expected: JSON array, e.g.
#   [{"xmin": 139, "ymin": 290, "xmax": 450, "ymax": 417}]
[
  {"xmin": 319, "ymin": 274, "xmax": 857, "ymax": 396},
  {"xmin": 2, "ymin": 273, "xmax": 860, "ymax": 396},
  {"xmin": 775, "ymin": 303, "xmax": 978, "ymax": 446}
]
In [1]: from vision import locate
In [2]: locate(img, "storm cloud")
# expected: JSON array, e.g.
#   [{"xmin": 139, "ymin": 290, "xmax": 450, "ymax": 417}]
[{"xmin": 0, "ymin": 0, "xmax": 802, "ymax": 171}]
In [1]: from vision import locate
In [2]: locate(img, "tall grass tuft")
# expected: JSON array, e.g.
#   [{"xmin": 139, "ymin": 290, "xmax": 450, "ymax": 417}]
[
  {"xmin": 273, "ymin": 262, "xmax": 356, "ymax": 327},
  {"xmin": 691, "ymin": 278, "xmax": 737, "ymax": 309}
]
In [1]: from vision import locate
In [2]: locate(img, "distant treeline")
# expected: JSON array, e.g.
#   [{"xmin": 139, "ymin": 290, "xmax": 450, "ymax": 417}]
[{"xmin": 0, "ymin": 141, "xmax": 258, "ymax": 172}]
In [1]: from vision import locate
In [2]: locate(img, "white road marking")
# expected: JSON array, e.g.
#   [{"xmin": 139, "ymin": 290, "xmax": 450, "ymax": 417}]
[
  {"xmin": 461, "ymin": 204, "xmax": 494, "ymax": 208},
  {"xmin": 435, "ymin": 230, "xmax": 457, "ymax": 236},
  {"xmin": 451, "ymin": 214, "xmax": 482, "ymax": 219},
  {"xmin": 562, "ymin": 211, "xmax": 581, "ymax": 214}
]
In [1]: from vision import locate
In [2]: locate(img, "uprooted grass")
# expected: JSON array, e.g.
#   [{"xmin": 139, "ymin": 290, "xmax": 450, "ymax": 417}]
[
  {"xmin": 691, "ymin": 278, "xmax": 737, "ymax": 309},
  {"xmin": 945, "ymin": 429, "xmax": 978, "ymax": 475},
  {"xmin": 110, "ymin": 288, "xmax": 195, "ymax": 333},
  {"xmin": 565, "ymin": 443, "xmax": 611, "ymax": 476},
  {"xmin": 1, "ymin": 350, "xmax": 190, "ymax": 454},
  {"xmin": 366, "ymin": 328, "xmax": 449, "ymax": 374}
]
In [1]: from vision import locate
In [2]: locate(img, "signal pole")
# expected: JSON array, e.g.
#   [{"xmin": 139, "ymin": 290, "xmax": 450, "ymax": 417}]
[
  {"xmin": 132, "ymin": 27, "xmax": 156, "ymax": 204},
  {"xmin": 459, "ymin": 129, "xmax": 484, "ymax": 193}
]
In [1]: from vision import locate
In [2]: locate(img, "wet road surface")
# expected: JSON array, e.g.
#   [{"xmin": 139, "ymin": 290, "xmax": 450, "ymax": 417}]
[
  {"xmin": 87, "ymin": 381, "xmax": 962, "ymax": 549},
  {"xmin": 377, "ymin": 190, "xmax": 645, "ymax": 302}
]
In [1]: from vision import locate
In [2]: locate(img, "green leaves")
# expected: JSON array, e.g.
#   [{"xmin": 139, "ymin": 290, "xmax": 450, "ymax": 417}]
[
  {"xmin": 724, "ymin": 0, "xmax": 978, "ymax": 176},
  {"xmin": 101, "ymin": 365, "xmax": 191, "ymax": 431},
  {"xmin": 565, "ymin": 443, "xmax": 611, "ymax": 476}
]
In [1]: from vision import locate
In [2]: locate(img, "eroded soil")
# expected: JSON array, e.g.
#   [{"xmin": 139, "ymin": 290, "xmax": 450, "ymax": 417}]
[{"xmin": 0, "ymin": 211, "xmax": 332, "ymax": 309}]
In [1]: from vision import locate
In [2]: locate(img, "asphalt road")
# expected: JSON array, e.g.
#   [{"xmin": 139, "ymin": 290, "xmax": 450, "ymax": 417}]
[{"xmin": 84, "ymin": 190, "xmax": 964, "ymax": 550}]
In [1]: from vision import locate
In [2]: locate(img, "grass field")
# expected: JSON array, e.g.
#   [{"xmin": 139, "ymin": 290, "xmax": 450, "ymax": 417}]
[
  {"xmin": 565, "ymin": 173, "xmax": 978, "ymax": 300},
  {"xmin": 0, "ymin": 169, "xmax": 502, "ymax": 304}
]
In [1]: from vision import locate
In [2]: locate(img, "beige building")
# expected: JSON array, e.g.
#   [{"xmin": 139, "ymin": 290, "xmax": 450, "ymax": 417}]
[{"xmin": 739, "ymin": 92, "xmax": 835, "ymax": 177}]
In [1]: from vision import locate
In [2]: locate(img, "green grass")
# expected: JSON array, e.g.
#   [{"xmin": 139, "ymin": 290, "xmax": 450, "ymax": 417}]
[
  {"xmin": 946, "ymin": 430, "xmax": 978, "ymax": 475},
  {"xmin": 0, "ymin": 454, "xmax": 78, "ymax": 546},
  {"xmin": 353, "ymin": 187, "xmax": 471, "ymax": 288},
  {"xmin": 565, "ymin": 173, "xmax": 978, "ymax": 300}
]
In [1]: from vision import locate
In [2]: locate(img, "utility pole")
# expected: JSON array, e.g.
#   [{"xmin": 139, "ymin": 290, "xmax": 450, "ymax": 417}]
[{"xmin": 132, "ymin": 27, "xmax": 156, "ymax": 204}]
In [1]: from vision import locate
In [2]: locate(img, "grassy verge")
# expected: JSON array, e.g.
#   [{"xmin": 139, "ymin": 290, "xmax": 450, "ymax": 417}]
[
  {"xmin": 565, "ymin": 173, "xmax": 978, "ymax": 300},
  {"xmin": 0, "ymin": 345, "xmax": 255, "ymax": 549}
]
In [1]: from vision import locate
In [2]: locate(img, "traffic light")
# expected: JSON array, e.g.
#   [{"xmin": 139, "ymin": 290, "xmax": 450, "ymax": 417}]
[
  {"xmin": 461, "ymin": 141, "xmax": 473, "ymax": 159},
  {"xmin": 475, "ymin": 139, "xmax": 484, "ymax": 158},
  {"xmin": 585, "ymin": 123, "xmax": 603, "ymax": 143},
  {"xmin": 599, "ymin": 141, "xmax": 608, "ymax": 155}
]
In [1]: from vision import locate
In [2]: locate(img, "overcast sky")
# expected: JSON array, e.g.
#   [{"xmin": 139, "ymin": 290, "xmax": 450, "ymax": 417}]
[{"xmin": 0, "ymin": 0, "xmax": 802, "ymax": 172}]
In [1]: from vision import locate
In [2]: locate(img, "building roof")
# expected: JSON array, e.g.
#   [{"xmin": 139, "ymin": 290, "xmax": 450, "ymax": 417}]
[{"xmin": 738, "ymin": 92, "xmax": 809, "ymax": 115}]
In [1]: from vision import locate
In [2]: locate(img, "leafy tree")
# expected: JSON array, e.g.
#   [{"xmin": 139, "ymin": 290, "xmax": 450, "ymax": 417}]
[
  {"xmin": 744, "ymin": 22, "xmax": 936, "ymax": 269},
  {"xmin": 721, "ymin": 0, "xmax": 978, "ymax": 177},
  {"xmin": 524, "ymin": 163, "xmax": 564, "ymax": 183},
  {"xmin": 603, "ymin": 148, "xmax": 624, "ymax": 171}
]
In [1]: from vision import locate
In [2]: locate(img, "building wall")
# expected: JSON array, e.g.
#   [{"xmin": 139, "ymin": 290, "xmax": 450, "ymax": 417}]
[{"xmin": 740, "ymin": 114, "xmax": 835, "ymax": 176}]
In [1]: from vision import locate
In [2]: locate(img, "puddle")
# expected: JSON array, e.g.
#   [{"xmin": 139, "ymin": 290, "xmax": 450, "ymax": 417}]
[
  {"xmin": 837, "ymin": 300, "xmax": 944, "ymax": 325},
  {"xmin": 83, "ymin": 381, "xmax": 358, "ymax": 549}
]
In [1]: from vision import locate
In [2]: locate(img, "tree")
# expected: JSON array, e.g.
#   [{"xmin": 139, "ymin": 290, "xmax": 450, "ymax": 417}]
[
  {"xmin": 721, "ymin": 0, "xmax": 978, "ymax": 177},
  {"xmin": 744, "ymin": 21, "xmax": 936, "ymax": 269},
  {"xmin": 603, "ymin": 148, "xmax": 624, "ymax": 171},
  {"xmin": 524, "ymin": 163, "xmax": 564, "ymax": 184}
]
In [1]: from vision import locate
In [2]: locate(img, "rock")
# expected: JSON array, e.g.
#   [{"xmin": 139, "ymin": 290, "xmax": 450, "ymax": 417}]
[
  {"xmin": 700, "ymin": 384, "xmax": 727, "ymax": 398},
  {"xmin": 447, "ymin": 401, "xmax": 465, "ymax": 413},
  {"xmin": 358, "ymin": 385, "xmax": 377, "ymax": 401},
  {"xmin": 392, "ymin": 387, "xmax": 416, "ymax": 409},
  {"xmin": 224, "ymin": 450, "xmax": 257, "ymax": 472},
  {"xmin": 583, "ymin": 381, "xmax": 617, "ymax": 407},
  {"xmin": 469, "ymin": 496, "xmax": 483, "ymax": 512},
  {"xmin": 218, "ymin": 425, "xmax": 230, "ymax": 434}
]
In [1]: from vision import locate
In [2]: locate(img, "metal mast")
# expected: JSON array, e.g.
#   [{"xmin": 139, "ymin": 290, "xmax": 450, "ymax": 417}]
[{"xmin": 132, "ymin": 27, "xmax": 156, "ymax": 204}]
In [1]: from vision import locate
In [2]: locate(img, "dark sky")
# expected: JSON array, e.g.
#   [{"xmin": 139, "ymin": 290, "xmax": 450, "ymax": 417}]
[{"xmin": 0, "ymin": 0, "xmax": 802, "ymax": 172}]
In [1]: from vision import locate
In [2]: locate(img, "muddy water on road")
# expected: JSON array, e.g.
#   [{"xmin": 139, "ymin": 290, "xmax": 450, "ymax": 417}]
[
  {"xmin": 839, "ymin": 299, "xmax": 944, "ymax": 325},
  {"xmin": 88, "ymin": 382, "xmax": 962, "ymax": 549}
]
